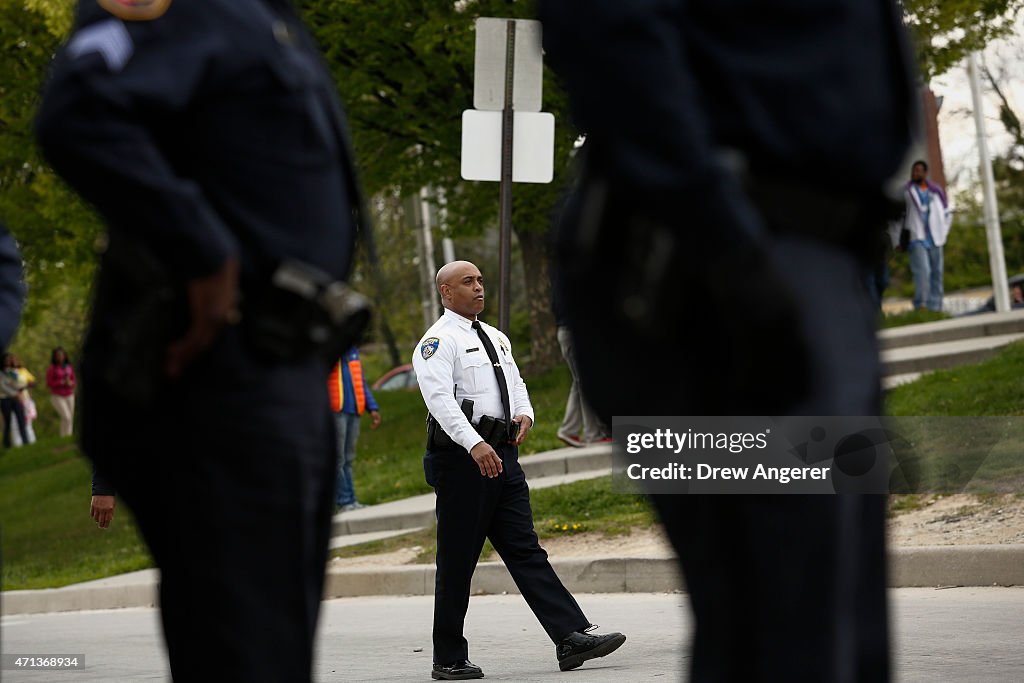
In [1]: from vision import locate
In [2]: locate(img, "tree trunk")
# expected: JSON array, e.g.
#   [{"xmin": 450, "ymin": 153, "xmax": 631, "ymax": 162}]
[{"xmin": 516, "ymin": 229, "xmax": 560, "ymax": 375}]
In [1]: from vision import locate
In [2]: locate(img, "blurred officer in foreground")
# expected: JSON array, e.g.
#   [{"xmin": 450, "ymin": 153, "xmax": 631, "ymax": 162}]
[
  {"xmin": 0, "ymin": 220, "xmax": 26, "ymax": 352},
  {"xmin": 412, "ymin": 261, "xmax": 625, "ymax": 680},
  {"xmin": 37, "ymin": 1, "xmax": 369, "ymax": 680},
  {"xmin": 540, "ymin": 1, "xmax": 916, "ymax": 680}
]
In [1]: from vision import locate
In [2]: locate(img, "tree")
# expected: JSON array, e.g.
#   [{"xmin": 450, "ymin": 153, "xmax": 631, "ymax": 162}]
[
  {"xmin": 0, "ymin": 1, "xmax": 101, "ymax": 327},
  {"xmin": 902, "ymin": 0, "xmax": 1024, "ymax": 79},
  {"xmin": 299, "ymin": 0, "xmax": 573, "ymax": 372}
]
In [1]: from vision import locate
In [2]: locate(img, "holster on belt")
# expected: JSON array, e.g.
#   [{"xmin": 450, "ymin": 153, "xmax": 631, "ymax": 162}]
[
  {"xmin": 475, "ymin": 415, "xmax": 509, "ymax": 448},
  {"xmin": 241, "ymin": 259, "xmax": 372, "ymax": 364},
  {"xmin": 426, "ymin": 399, "xmax": 474, "ymax": 450}
]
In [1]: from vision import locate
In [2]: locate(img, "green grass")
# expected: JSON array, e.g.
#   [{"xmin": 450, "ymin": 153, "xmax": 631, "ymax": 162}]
[
  {"xmin": 888, "ymin": 494, "xmax": 926, "ymax": 514},
  {"xmin": 886, "ymin": 340, "xmax": 1024, "ymax": 416},
  {"xmin": 1, "ymin": 362, "xmax": 575, "ymax": 589},
  {"xmin": 885, "ymin": 340, "xmax": 1024, "ymax": 495},
  {"xmin": 331, "ymin": 475, "xmax": 654, "ymax": 564},
  {"xmin": 0, "ymin": 439, "xmax": 153, "ymax": 590},
  {"xmin": 879, "ymin": 308, "xmax": 951, "ymax": 328}
]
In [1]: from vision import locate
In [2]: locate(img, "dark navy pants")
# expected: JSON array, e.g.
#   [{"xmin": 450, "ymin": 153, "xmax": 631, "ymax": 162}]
[
  {"xmin": 426, "ymin": 442, "xmax": 589, "ymax": 664},
  {"xmin": 81, "ymin": 327, "xmax": 337, "ymax": 682},
  {"xmin": 563, "ymin": 230, "xmax": 890, "ymax": 682},
  {"xmin": 655, "ymin": 238, "xmax": 889, "ymax": 682}
]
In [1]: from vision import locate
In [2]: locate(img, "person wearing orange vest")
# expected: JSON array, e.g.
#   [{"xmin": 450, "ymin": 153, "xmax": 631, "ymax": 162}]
[{"xmin": 328, "ymin": 346, "xmax": 381, "ymax": 511}]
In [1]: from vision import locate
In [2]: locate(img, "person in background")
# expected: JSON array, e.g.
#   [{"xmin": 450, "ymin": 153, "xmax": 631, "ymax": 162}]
[
  {"xmin": 903, "ymin": 160, "xmax": 952, "ymax": 312},
  {"xmin": 47, "ymin": 347, "xmax": 77, "ymax": 437},
  {"xmin": 553, "ymin": 291, "xmax": 610, "ymax": 447},
  {"xmin": 328, "ymin": 346, "xmax": 381, "ymax": 512},
  {"xmin": 1, "ymin": 353, "xmax": 29, "ymax": 448},
  {"xmin": 11, "ymin": 356, "xmax": 37, "ymax": 445}
]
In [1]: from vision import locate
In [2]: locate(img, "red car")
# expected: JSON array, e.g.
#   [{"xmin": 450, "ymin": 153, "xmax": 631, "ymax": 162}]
[{"xmin": 372, "ymin": 364, "xmax": 418, "ymax": 391}]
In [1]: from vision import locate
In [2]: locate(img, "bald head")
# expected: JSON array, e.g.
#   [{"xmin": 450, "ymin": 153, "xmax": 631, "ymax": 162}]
[
  {"xmin": 435, "ymin": 260, "xmax": 476, "ymax": 294},
  {"xmin": 436, "ymin": 261, "xmax": 485, "ymax": 318}
]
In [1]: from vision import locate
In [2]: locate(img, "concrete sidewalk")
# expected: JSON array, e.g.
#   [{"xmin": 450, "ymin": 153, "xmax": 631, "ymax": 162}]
[{"xmin": 4, "ymin": 545, "xmax": 1022, "ymax": 616}]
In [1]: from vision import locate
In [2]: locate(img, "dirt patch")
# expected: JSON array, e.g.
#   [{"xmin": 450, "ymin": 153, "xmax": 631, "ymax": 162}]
[
  {"xmin": 538, "ymin": 527, "xmax": 676, "ymax": 559},
  {"xmin": 327, "ymin": 494, "xmax": 1024, "ymax": 570},
  {"xmin": 329, "ymin": 548, "xmax": 420, "ymax": 569},
  {"xmin": 888, "ymin": 493, "xmax": 1024, "ymax": 546}
]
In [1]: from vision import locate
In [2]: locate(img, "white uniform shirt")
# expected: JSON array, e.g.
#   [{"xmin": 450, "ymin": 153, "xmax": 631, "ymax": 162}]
[{"xmin": 412, "ymin": 309, "xmax": 534, "ymax": 453}]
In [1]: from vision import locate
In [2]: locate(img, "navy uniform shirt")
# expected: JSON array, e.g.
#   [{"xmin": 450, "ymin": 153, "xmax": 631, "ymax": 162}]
[
  {"xmin": 539, "ymin": 0, "xmax": 916, "ymax": 203},
  {"xmin": 36, "ymin": 0, "xmax": 363, "ymax": 285}
]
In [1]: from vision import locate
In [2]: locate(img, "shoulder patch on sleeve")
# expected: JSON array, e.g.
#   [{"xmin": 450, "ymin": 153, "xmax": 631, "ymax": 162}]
[
  {"xmin": 97, "ymin": 0, "xmax": 172, "ymax": 21},
  {"xmin": 67, "ymin": 18, "xmax": 134, "ymax": 72},
  {"xmin": 420, "ymin": 337, "xmax": 440, "ymax": 360}
]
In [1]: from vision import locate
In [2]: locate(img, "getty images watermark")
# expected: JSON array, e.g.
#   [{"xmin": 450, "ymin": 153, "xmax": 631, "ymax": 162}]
[{"xmin": 612, "ymin": 416, "xmax": 1024, "ymax": 494}]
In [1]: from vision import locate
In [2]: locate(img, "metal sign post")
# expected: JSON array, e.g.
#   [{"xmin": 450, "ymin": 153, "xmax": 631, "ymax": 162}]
[
  {"xmin": 463, "ymin": 17, "xmax": 552, "ymax": 334},
  {"xmin": 498, "ymin": 21, "xmax": 515, "ymax": 333}
]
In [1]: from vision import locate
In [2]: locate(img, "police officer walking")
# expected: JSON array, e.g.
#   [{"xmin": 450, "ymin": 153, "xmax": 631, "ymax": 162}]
[
  {"xmin": 36, "ymin": 1, "xmax": 366, "ymax": 680},
  {"xmin": 413, "ymin": 260, "xmax": 625, "ymax": 680},
  {"xmin": 540, "ymin": 0, "xmax": 916, "ymax": 681}
]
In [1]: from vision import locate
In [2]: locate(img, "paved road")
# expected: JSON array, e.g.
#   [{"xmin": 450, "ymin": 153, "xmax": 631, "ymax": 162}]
[{"xmin": 2, "ymin": 589, "xmax": 1022, "ymax": 681}]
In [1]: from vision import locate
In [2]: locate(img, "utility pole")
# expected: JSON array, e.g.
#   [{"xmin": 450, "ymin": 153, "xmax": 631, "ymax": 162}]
[
  {"xmin": 437, "ymin": 188, "xmax": 456, "ymax": 264},
  {"xmin": 410, "ymin": 194, "xmax": 439, "ymax": 331},
  {"xmin": 967, "ymin": 51, "xmax": 1011, "ymax": 313}
]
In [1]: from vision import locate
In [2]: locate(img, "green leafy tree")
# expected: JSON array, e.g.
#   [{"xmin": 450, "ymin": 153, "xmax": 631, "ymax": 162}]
[
  {"xmin": 300, "ymin": 0, "xmax": 574, "ymax": 372},
  {"xmin": 0, "ymin": 1, "xmax": 101, "ymax": 329},
  {"xmin": 902, "ymin": 0, "xmax": 1024, "ymax": 79}
]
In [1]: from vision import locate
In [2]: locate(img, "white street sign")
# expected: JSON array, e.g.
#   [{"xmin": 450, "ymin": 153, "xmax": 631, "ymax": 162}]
[
  {"xmin": 473, "ymin": 18, "xmax": 543, "ymax": 112},
  {"xmin": 461, "ymin": 110, "xmax": 554, "ymax": 183}
]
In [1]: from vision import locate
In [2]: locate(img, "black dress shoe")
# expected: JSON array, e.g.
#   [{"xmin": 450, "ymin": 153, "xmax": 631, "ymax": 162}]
[
  {"xmin": 556, "ymin": 630, "xmax": 626, "ymax": 671},
  {"xmin": 431, "ymin": 659, "xmax": 484, "ymax": 680}
]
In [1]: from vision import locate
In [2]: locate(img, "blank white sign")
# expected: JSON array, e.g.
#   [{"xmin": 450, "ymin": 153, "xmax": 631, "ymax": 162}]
[
  {"xmin": 461, "ymin": 110, "xmax": 554, "ymax": 184},
  {"xmin": 474, "ymin": 18, "xmax": 543, "ymax": 112}
]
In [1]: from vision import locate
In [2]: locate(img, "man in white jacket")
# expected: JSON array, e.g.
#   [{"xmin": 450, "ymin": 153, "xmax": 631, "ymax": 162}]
[{"xmin": 901, "ymin": 160, "xmax": 953, "ymax": 311}]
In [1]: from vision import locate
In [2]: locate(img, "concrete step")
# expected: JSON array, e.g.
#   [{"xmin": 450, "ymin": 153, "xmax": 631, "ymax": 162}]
[
  {"xmin": 329, "ymin": 450, "xmax": 612, "ymax": 539},
  {"xmin": 881, "ymin": 333, "xmax": 1024, "ymax": 377},
  {"xmin": 878, "ymin": 309, "xmax": 1024, "ymax": 350},
  {"xmin": 328, "ymin": 527, "xmax": 426, "ymax": 551},
  {"xmin": 881, "ymin": 372, "xmax": 923, "ymax": 390}
]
